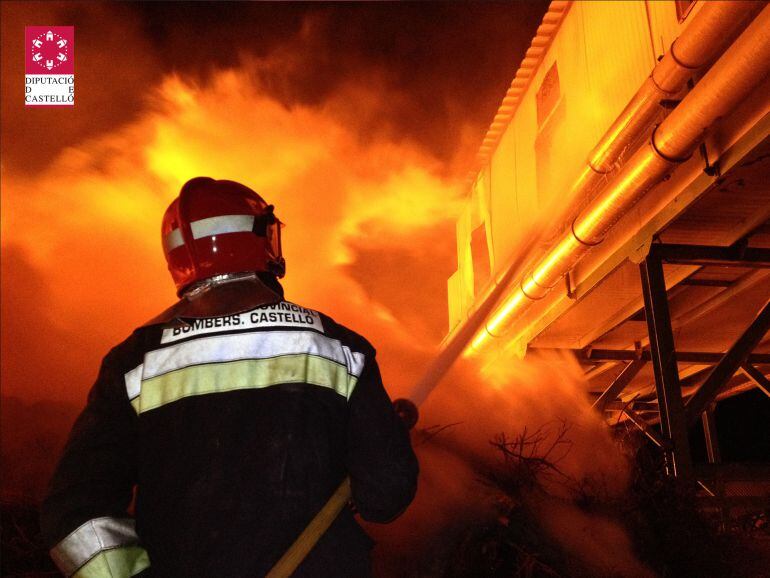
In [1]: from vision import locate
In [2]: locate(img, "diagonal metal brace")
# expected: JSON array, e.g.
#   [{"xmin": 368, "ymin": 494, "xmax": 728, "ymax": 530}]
[
  {"xmin": 593, "ymin": 359, "xmax": 647, "ymax": 412},
  {"xmin": 686, "ymin": 298, "xmax": 770, "ymax": 424},
  {"xmin": 740, "ymin": 364, "xmax": 770, "ymax": 398},
  {"xmin": 622, "ymin": 407, "xmax": 666, "ymax": 448}
]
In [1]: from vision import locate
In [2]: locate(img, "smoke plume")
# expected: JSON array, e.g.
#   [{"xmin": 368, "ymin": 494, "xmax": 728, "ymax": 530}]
[
  {"xmin": 0, "ymin": 3, "xmax": 651, "ymax": 576},
  {"xmin": 1, "ymin": 65, "xmax": 462, "ymax": 497},
  {"xmin": 369, "ymin": 352, "xmax": 654, "ymax": 577}
]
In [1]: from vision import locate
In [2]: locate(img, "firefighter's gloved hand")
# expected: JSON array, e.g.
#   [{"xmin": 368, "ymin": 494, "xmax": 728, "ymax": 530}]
[{"xmin": 392, "ymin": 398, "xmax": 419, "ymax": 430}]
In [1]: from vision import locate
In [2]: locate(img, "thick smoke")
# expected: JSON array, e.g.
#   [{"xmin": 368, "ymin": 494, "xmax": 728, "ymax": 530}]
[
  {"xmin": 1, "ymin": 3, "xmax": 650, "ymax": 575},
  {"xmin": 369, "ymin": 352, "xmax": 655, "ymax": 577},
  {"xmin": 1, "ymin": 1, "xmax": 547, "ymax": 174},
  {"xmin": 1, "ymin": 65, "xmax": 462, "ymax": 496}
]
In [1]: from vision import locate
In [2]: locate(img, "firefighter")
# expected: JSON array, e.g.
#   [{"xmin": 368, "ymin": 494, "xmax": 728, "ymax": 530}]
[{"xmin": 41, "ymin": 177, "xmax": 419, "ymax": 577}]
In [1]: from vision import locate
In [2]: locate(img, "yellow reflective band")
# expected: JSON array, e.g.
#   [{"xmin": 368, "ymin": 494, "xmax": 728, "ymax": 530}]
[
  {"xmin": 72, "ymin": 546, "xmax": 149, "ymax": 578},
  {"xmin": 131, "ymin": 354, "xmax": 358, "ymax": 414}
]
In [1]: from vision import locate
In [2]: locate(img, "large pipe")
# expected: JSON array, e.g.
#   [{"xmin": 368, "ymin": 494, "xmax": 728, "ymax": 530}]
[
  {"xmin": 472, "ymin": 4, "xmax": 770, "ymax": 351},
  {"xmin": 551, "ymin": 1, "xmax": 763, "ymax": 241},
  {"xmin": 588, "ymin": 1, "xmax": 763, "ymax": 173}
]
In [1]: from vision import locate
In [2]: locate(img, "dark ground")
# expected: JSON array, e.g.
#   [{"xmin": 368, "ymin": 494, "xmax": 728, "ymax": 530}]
[{"xmin": 2, "ymin": 388, "xmax": 769, "ymax": 577}]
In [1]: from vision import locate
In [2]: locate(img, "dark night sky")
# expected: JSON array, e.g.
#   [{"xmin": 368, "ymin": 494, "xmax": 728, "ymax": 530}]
[{"xmin": 2, "ymin": 1, "xmax": 549, "ymax": 174}]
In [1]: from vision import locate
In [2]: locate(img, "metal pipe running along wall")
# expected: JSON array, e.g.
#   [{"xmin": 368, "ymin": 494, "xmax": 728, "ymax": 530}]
[
  {"xmin": 470, "ymin": 4, "xmax": 770, "ymax": 352},
  {"xmin": 450, "ymin": 1, "xmax": 754, "ymax": 358},
  {"xmin": 546, "ymin": 1, "xmax": 762, "ymax": 247},
  {"xmin": 587, "ymin": 1, "xmax": 763, "ymax": 174}
]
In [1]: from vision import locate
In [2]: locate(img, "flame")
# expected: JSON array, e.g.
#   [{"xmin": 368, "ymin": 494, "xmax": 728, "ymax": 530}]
[
  {"xmin": 1, "ymin": 13, "xmax": 650, "ymax": 573},
  {"xmin": 1, "ymin": 69, "xmax": 462, "ymax": 409}
]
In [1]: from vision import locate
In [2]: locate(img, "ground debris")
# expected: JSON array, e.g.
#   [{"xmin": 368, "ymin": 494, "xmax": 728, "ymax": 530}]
[{"xmin": 401, "ymin": 423, "xmax": 770, "ymax": 578}]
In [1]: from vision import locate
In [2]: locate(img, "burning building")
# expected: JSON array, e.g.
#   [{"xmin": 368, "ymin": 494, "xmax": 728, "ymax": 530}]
[
  {"xmin": 444, "ymin": 0, "xmax": 769, "ymax": 505},
  {"xmin": 2, "ymin": 1, "xmax": 769, "ymax": 575}
]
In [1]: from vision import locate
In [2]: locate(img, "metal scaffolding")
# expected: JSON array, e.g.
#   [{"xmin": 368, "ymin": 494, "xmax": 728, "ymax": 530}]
[{"xmin": 626, "ymin": 242, "xmax": 769, "ymax": 493}]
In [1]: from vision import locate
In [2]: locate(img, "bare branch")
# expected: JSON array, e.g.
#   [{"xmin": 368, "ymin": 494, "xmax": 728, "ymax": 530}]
[
  {"xmin": 416, "ymin": 421, "xmax": 464, "ymax": 445},
  {"xmin": 489, "ymin": 420, "xmax": 577, "ymax": 490}
]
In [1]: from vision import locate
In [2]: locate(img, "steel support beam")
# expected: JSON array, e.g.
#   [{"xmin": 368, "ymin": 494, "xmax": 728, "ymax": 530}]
[
  {"xmin": 695, "ymin": 462, "xmax": 770, "ymax": 481},
  {"xmin": 700, "ymin": 403, "xmax": 723, "ymax": 517},
  {"xmin": 679, "ymin": 366, "xmax": 714, "ymax": 389},
  {"xmin": 577, "ymin": 350, "xmax": 770, "ymax": 363},
  {"xmin": 686, "ymin": 298, "xmax": 770, "ymax": 423},
  {"xmin": 593, "ymin": 359, "xmax": 646, "ymax": 412},
  {"xmin": 650, "ymin": 243, "xmax": 770, "ymax": 268},
  {"xmin": 679, "ymin": 278, "xmax": 733, "ymax": 287},
  {"xmin": 740, "ymin": 363, "xmax": 770, "ymax": 398},
  {"xmin": 605, "ymin": 400, "xmax": 659, "ymax": 412},
  {"xmin": 640, "ymin": 255, "xmax": 693, "ymax": 479},
  {"xmin": 701, "ymin": 404, "xmax": 721, "ymax": 464},
  {"xmin": 622, "ymin": 407, "xmax": 665, "ymax": 448}
]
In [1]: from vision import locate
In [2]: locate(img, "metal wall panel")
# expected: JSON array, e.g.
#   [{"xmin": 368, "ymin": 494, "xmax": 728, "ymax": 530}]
[
  {"xmin": 450, "ymin": 0, "xmax": 665, "ymax": 324},
  {"xmin": 489, "ymin": 119, "xmax": 519, "ymax": 276},
  {"xmin": 471, "ymin": 168, "xmax": 495, "ymax": 289},
  {"xmin": 645, "ymin": 0, "xmax": 688, "ymax": 60},
  {"xmin": 580, "ymin": 0, "xmax": 656, "ymax": 149},
  {"xmin": 456, "ymin": 204, "xmax": 475, "ymax": 318},
  {"xmin": 447, "ymin": 270, "xmax": 463, "ymax": 330},
  {"xmin": 513, "ymin": 91, "xmax": 539, "ymax": 238},
  {"xmin": 534, "ymin": 4, "xmax": 598, "ymax": 212}
]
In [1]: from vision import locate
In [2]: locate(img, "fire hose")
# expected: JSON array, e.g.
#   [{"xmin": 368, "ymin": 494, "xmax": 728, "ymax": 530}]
[
  {"xmin": 264, "ymin": 476, "xmax": 354, "ymax": 578},
  {"xmin": 265, "ymin": 227, "xmax": 543, "ymax": 578},
  {"xmin": 265, "ymin": 398, "xmax": 419, "ymax": 578}
]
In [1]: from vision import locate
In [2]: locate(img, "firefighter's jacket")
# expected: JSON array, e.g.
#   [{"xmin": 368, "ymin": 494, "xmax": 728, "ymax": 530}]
[{"xmin": 41, "ymin": 300, "xmax": 419, "ymax": 577}]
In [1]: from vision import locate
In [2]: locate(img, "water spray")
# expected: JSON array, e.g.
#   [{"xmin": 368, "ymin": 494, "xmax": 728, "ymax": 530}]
[{"xmin": 267, "ymin": 224, "xmax": 545, "ymax": 577}]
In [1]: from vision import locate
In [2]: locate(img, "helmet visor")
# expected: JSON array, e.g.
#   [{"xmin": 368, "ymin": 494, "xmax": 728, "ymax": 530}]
[{"xmin": 266, "ymin": 219, "xmax": 285, "ymax": 277}]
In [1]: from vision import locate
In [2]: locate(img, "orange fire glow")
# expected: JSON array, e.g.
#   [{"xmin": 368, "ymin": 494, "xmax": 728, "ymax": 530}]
[
  {"xmin": 1, "ymin": 5, "xmax": 668, "ymax": 576},
  {"xmin": 1, "ymin": 70, "xmax": 463, "ymax": 408},
  {"xmin": 1, "ymin": 67, "xmax": 470, "ymax": 504},
  {"xmin": 379, "ymin": 350, "xmax": 653, "ymax": 577}
]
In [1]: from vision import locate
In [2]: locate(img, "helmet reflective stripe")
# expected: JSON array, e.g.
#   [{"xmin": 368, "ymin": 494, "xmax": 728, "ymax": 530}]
[
  {"xmin": 163, "ymin": 228, "xmax": 184, "ymax": 252},
  {"xmin": 163, "ymin": 214, "xmax": 256, "ymax": 252},
  {"xmin": 162, "ymin": 177, "xmax": 285, "ymax": 294},
  {"xmin": 191, "ymin": 214, "xmax": 255, "ymax": 240}
]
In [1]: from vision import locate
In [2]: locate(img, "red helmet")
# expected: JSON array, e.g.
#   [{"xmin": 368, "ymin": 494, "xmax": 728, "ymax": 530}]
[{"xmin": 162, "ymin": 177, "xmax": 285, "ymax": 295}]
